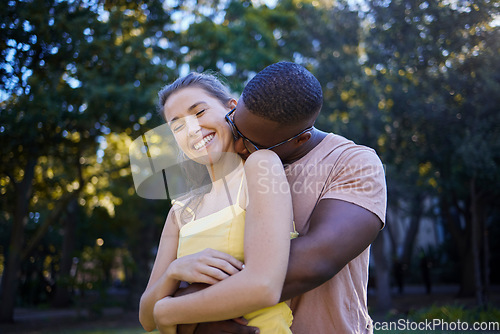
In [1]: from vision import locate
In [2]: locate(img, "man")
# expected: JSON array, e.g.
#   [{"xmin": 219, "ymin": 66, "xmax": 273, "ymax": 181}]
[{"xmin": 189, "ymin": 61, "xmax": 386, "ymax": 333}]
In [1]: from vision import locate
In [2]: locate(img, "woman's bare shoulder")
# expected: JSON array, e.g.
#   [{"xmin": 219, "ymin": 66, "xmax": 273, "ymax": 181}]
[{"xmin": 243, "ymin": 150, "xmax": 282, "ymax": 175}]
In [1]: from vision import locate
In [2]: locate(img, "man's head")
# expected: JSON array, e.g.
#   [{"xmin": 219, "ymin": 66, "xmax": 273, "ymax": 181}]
[{"xmin": 229, "ymin": 61, "xmax": 323, "ymax": 163}]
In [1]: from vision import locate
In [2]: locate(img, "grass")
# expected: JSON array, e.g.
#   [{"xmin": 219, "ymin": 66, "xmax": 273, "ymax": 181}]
[
  {"xmin": 44, "ymin": 329, "xmax": 150, "ymax": 334},
  {"xmin": 5, "ymin": 287, "xmax": 499, "ymax": 334},
  {"xmin": 373, "ymin": 303, "xmax": 500, "ymax": 334}
]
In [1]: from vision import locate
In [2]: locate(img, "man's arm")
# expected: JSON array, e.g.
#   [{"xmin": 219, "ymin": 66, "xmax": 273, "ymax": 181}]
[
  {"xmin": 185, "ymin": 198, "xmax": 381, "ymax": 333},
  {"xmin": 280, "ymin": 198, "xmax": 382, "ymax": 302},
  {"xmin": 176, "ymin": 200, "xmax": 381, "ymax": 300}
]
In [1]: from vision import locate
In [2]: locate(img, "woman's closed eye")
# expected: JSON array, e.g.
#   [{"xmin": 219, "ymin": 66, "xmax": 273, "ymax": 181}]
[
  {"xmin": 170, "ymin": 109, "xmax": 205, "ymax": 132},
  {"xmin": 170, "ymin": 120, "xmax": 184, "ymax": 132}
]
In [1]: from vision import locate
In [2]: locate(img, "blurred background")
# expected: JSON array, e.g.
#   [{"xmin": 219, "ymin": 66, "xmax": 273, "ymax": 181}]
[{"xmin": 1, "ymin": 0, "xmax": 499, "ymax": 332}]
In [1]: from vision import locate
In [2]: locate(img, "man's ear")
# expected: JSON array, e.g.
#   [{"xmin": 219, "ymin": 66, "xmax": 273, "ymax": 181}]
[{"xmin": 296, "ymin": 131, "xmax": 312, "ymax": 146}]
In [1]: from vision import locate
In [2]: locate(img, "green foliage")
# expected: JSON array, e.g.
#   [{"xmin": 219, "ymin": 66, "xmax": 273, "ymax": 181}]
[
  {"xmin": 0, "ymin": 0, "xmax": 171, "ymax": 317},
  {"xmin": 363, "ymin": 0, "xmax": 500, "ymax": 297},
  {"xmin": 410, "ymin": 303, "xmax": 500, "ymax": 323},
  {"xmin": 177, "ymin": 0, "xmax": 300, "ymax": 91},
  {"xmin": 1, "ymin": 0, "xmax": 499, "ymax": 316}
]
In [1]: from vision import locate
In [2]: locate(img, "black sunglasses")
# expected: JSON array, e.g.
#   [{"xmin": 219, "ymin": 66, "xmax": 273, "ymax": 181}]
[{"xmin": 225, "ymin": 108, "xmax": 313, "ymax": 152}]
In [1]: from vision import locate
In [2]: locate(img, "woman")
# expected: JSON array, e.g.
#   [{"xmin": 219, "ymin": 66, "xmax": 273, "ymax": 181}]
[{"xmin": 139, "ymin": 72, "xmax": 295, "ymax": 333}]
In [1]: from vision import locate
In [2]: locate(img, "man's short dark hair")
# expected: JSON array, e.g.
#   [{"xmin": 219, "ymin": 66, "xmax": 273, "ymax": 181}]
[{"xmin": 242, "ymin": 62, "xmax": 323, "ymax": 125}]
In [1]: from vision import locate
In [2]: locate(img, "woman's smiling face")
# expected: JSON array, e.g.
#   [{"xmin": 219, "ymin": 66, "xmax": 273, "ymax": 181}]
[{"xmin": 163, "ymin": 86, "xmax": 236, "ymax": 165}]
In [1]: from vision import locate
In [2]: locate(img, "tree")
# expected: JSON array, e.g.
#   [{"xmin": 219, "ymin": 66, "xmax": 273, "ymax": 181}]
[
  {"xmin": 0, "ymin": 0, "xmax": 170, "ymax": 321},
  {"xmin": 364, "ymin": 0, "xmax": 500, "ymax": 303},
  {"xmin": 176, "ymin": 0, "xmax": 299, "ymax": 91}
]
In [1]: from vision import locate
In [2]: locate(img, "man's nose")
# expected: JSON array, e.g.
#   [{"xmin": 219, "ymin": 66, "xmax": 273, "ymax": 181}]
[{"xmin": 234, "ymin": 137, "xmax": 250, "ymax": 160}]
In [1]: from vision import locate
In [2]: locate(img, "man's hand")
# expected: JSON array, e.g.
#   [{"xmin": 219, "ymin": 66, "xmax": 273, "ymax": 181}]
[{"xmin": 174, "ymin": 282, "xmax": 210, "ymax": 297}]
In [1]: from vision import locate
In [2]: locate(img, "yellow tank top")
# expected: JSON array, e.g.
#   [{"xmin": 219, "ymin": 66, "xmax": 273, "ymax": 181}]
[{"xmin": 175, "ymin": 177, "xmax": 294, "ymax": 333}]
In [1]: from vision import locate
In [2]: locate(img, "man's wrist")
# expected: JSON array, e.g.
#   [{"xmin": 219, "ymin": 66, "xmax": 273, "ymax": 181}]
[{"xmin": 178, "ymin": 323, "xmax": 198, "ymax": 334}]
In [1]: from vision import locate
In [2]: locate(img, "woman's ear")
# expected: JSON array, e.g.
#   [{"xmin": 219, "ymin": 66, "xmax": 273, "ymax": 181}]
[{"xmin": 228, "ymin": 98, "xmax": 237, "ymax": 109}]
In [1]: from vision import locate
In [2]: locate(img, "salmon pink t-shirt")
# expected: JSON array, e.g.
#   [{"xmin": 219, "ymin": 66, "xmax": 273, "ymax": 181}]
[{"xmin": 285, "ymin": 133, "xmax": 386, "ymax": 334}]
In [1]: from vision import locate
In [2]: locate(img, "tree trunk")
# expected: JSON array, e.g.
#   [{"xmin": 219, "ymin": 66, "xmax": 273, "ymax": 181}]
[
  {"xmin": 470, "ymin": 178, "xmax": 485, "ymax": 307},
  {"xmin": 21, "ymin": 192, "xmax": 76, "ymax": 261},
  {"xmin": 441, "ymin": 195, "xmax": 475, "ymax": 297},
  {"xmin": 0, "ymin": 158, "xmax": 36, "ymax": 323},
  {"xmin": 458, "ymin": 247, "xmax": 475, "ymax": 297},
  {"xmin": 482, "ymin": 214, "xmax": 490, "ymax": 306},
  {"xmin": 52, "ymin": 199, "xmax": 78, "ymax": 308},
  {"xmin": 125, "ymin": 208, "xmax": 162, "ymax": 311},
  {"xmin": 401, "ymin": 194, "xmax": 423, "ymax": 266},
  {"xmin": 372, "ymin": 231, "xmax": 392, "ymax": 312}
]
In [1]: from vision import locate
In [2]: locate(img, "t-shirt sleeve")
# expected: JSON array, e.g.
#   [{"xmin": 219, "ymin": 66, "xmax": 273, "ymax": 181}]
[{"xmin": 321, "ymin": 148, "xmax": 387, "ymax": 227}]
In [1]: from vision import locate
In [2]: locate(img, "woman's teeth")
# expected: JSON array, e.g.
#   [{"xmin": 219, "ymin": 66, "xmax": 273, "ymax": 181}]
[{"xmin": 194, "ymin": 134, "xmax": 215, "ymax": 150}]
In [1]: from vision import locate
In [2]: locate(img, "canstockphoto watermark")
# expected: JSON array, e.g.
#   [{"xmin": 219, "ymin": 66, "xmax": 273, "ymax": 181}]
[{"xmin": 373, "ymin": 319, "xmax": 500, "ymax": 332}]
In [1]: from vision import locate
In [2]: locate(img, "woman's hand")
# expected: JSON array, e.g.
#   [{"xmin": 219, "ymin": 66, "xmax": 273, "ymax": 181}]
[{"xmin": 168, "ymin": 248, "xmax": 244, "ymax": 285}]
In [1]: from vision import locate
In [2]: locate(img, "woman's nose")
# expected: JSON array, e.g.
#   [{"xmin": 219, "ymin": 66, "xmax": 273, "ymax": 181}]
[{"xmin": 186, "ymin": 118, "xmax": 201, "ymax": 137}]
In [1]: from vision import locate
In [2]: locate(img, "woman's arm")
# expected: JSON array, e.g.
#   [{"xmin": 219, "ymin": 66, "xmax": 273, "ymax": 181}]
[
  {"xmin": 139, "ymin": 210, "xmax": 180, "ymax": 331},
  {"xmin": 153, "ymin": 150, "xmax": 293, "ymax": 328},
  {"xmin": 139, "ymin": 210, "xmax": 247, "ymax": 332}
]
